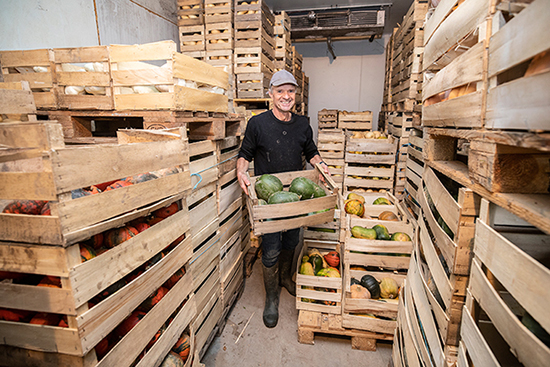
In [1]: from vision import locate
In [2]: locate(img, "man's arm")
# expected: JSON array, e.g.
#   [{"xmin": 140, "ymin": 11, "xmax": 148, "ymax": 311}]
[
  {"xmin": 237, "ymin": 157, "xmax": 251, "ymax": 195},
  {"xmin": 309, "ymin": 154, "xmax": 330, "ymax": 175}
]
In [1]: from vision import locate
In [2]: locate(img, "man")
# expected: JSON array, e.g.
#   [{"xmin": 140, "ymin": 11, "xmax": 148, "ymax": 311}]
[{"xmin": 236, "ymin": 70, "xmax": 329, "ymax": 328}]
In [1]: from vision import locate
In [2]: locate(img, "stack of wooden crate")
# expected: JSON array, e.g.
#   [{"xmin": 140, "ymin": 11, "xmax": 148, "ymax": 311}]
[
  {"xmin": 342, "ymin": 110, "xmax": 397, "ymax": 196},
  {"xmin": 380, "ymin": 28, "xmax": 396, "ymax": 131},
  {"xmin": 316, "ymin": 109, "xmax": 345, "ymax": 193},
  {"xmin": 234, "ymin": 0, "xmax": 275, "ymax": 99},
  {"xmin": 300, "ymin": 74, "xmax": 309, "ymax": 115},
  {"xmin": 386, "ymin": 0, "xmax": 428, "ymax": 198},
  {"xmin": 0, "ymin": 123, "xmax": 197, "ymax": 367},
  {"xmin": 178, "ymin": 0, "xmax": 206, "ymax": 60},
  {"xmin": 394, "ymin": 0, "xmax": 550, "ymax": 366},
  {"xmin": 204, "ymin": 0, "xmax": 235, "ymax": 101},
  {"xmin": 291, "ymin": 45, "xmax": 304, "ymax": 109},
  {"xmin": 273, "ymin": 11, "xmax": 292, "ymax": 72}
]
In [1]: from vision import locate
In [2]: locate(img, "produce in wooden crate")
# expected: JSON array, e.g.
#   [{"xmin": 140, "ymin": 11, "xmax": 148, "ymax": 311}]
[
  {"xmin": 346, "ymin": 192, "xmax": 365, "ymax": 203},
  {"xmin": 255, "ymin": 174, "xmax": 283, "ymax": 201},
  {"xmin": 378, "ymin": 211, "xmax": 398, "ymax": 221},
  {"xmin": 268, "ymin": 191, "xmax": 300, "ymax": 204},
  {"xmin": 172, "ymin": 333, "xmax": 191, "ymax": 361},
  {"xmin": 80, "ymin": 244, "xmax": 97, "ymax": 262},
  {"xmin": 379, "ymin": 278, "xmax": 398, "ymax": 299},
  {"xmin": 344, "ymin": 199, "xmax": 364, "ymax": 217},
  {"xmin": 350, "ymin": 284, "xmax": 371, "ymax": 299},
  {"xmin": 350, "ymin": 226, "xmax": 376, "ymax": 239},
  {"xmin": 160, "ymin": 352, "xmax": 184, "ymax": 367},
  {"xmin": 372, "ymin": 197, "xmax": 391, "ymax": 205},
  {"xmin": 104, "ymin": 226, "xmax": 139, "ymax": 248},
  {"xmin": 359, "ymin": 275, "xmax": 380, "ymax": 299},
  {"xmin": 323, "ymin": 251, "xmax": 340, "ymax": 268},
  {"xmin": 2, "ymin": 200, "xmax": 47, "ymax": 214}
]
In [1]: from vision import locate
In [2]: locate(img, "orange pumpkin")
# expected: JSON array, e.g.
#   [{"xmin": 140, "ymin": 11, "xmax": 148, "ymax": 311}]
[
  {"xmin": 323, "ymin": 251, "xmax": 340, "ymax": 268},
  {"xmin": 164, "ymin": 268, "xmax": 186, "ymax": 289},
  {"xmin": 344, "ymin": 199, "xmax": 364, "ymax": 217},
  {"xmin": 29, "ymin": 312, "xmax": 60, "ymax": 326},
  {"xmin": 139, "ymin": 286, "xmax": 169, "ymax": 312},
  {"xmin": 80, "ymin": 244, "xmax": 97, "ymax": 262},
  {"xmin": 104, "ymin": 180, "xmax": 133, "ymax": 191},
  {"xmin": 0, "ymin": 308, "xmax": 32, "ymax": 322},
  {"xmin": 172, "ymin": 333, "xmax": 191, "ymax": 361},
  {"xmin": 153, "ymin": 202, "xmax": 179, "ymax": 219},
  {"xmin": 37, "ymin": 276, "xmax": 61, "ymax": 288},
  {"xmin": 104, "ymin": 226, "xmax": 139, "ymax": 248}
]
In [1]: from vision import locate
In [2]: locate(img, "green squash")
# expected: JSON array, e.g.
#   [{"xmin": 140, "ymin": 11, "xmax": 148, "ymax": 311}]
[
  {"xmin": 360, "ymin": 274, "xmax": 381, "ymax": 299},
  {"xmin": 268, "ymin": 191, "xmax": 300, "ymax": 204},
  {"xmin": 255, "ymin": 174, "xmax": 283, "ymax": 201},
  {"xmin": 308, "ymin": 254, "xmax": 324, "ymax": 274},
  {"xmin": 373, "ymin": 224, "xmax": 391, "ymax": 241},
  {"xmin": 289, "ymin": 177, "xmax": 316, "ymax": 200}
]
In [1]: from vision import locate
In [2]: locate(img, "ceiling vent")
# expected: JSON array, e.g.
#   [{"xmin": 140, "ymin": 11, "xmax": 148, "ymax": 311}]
[{"xmin": 288, "ymin": 7, "xmax": 386, "ymax": 42}]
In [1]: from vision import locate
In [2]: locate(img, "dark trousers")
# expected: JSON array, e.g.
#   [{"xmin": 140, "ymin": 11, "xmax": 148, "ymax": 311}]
[{"xmin": 261, "ymin": 228, "xmax": 300, "ymax": 267}]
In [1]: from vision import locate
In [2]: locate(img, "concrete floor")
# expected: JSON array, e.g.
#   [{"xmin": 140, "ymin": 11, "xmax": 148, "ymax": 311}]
[{"xmin": 201, "ymin": 260, "xmax": 393, "ymax": 367}]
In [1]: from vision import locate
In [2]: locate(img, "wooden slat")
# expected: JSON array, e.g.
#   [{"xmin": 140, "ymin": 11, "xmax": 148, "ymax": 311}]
[
  {"xmin": 0, "ymin": 242, "xmax": 68, "ymax": 275},
  {"xmin": 0, "ymin": 172, "xmax": 56, "ymax": 200},
  {"xmin": 0, "ymin": 87, "xmax": 37, "ymax": 115},
  {"xmin": 422, "ymin": 90, "xmax": 483, "ymax": 128},
  {"xmin": 0, "ymin": 214, "xmax": 63, "ymax": 245},
  {"xmin": 423, "ymin": 166, "xmax": 460, "ymax": 235},
  {"xmin": 175, "ymin": 86, "xmax": 229, "ymax": 113},
  {"xmin": 0, "ymin": 322, "xmax": 82, "ymax": 355},
  {"xmin": 0, "ymin": 283, "xmax": 75, "ymax": 314},
  {"xmin": 460, "ymin": 306, "xmax": 500, "ymax": 367},
  {"xmin": 488, "ymin": 0, "xmax": 550, "ymax": 77},
  {"xmin": 469, "ymin": 259, "xmax": 550, "ymax": 367},
  {"xmin": 474, "ymin": 219, "xmax": 550, "ymax": 334}
]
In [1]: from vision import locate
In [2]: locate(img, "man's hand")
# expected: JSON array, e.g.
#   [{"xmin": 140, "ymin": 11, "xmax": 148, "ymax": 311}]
[{"xmin": 237, "ymin": 157, "xmax": 251, "ymax": 195}]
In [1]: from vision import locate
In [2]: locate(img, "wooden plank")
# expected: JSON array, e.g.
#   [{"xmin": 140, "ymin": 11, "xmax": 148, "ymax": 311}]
[
  {"xmin": 0, "ymin": 214, "xmax": 63, "ymax": 245},
  {"xmin": 488, "ymin": 0, "xmax": 550, "ymax": 77},
  {"xmin": 485, "ymin": 71, "xmax": 550, "ymax": 131},
  {"xmin": 0, "ymin": 282, "xmax": 74, "ymax": 314},
  {"xmin": 423, "ymin": 166, "xmax": 460, "ymax": 234},
  {"xmin": 0, "ymin": 242, "xmax": 68, "ymax": 275},
  {"xmin": 51, "ymin": 139, "xmax": 187, "ymax": 192},
  {"xmin": 423, "ymin": 0, "xmax": 490, "ymax": 70},
  {"xmin": 0, "ymin": 87, "xmax": 37, "ymax": 115},
  {"xmin": 418, "ymin": 217, "xmax": 453, "ymax": 308},
  {"xmin": 175, "ymin": 86, "xmax": 229, "ymax": 113},
  {"xmin": 460, "ymin": 306, "xmax": 500, "ymax": 367},
  {"xmin": 474, "ymin": 219, "xmax": 550, "ymax": 333},
  {"xmin": 422, "ymin": 90, "xmax": 484, "ymax": 128},
  {"xmin": 423, "ymin": 42, "xmax": 484, "ymax": 100}
]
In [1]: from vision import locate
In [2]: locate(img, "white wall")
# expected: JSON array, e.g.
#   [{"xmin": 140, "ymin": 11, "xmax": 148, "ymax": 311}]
[
  {"xmin": 0, "ymin": 0, "xmax": 178, "ymax": 51},
  {"xmin": 294, "ymin": 34, "xmax": 388, "ymax": 138}
]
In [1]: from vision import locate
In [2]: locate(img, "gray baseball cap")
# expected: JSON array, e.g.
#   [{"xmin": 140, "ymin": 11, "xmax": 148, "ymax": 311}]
[{"xmin": 270, "ymin": 70, "xmax": 298, "ymax": 87}]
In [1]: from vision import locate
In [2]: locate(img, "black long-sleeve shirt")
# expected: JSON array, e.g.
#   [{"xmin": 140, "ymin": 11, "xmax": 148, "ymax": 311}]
[{"xmin": 238, "ymin": 110, "xmax": 320, "ymax": 176}]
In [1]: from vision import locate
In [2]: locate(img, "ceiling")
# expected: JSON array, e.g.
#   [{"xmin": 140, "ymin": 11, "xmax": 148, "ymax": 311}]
[{"xmin": 265, "ymin": 0, "xmax": 415, "ymax": 35}]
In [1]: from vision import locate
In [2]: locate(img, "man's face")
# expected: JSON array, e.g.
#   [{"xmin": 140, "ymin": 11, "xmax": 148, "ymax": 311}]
[{"xmin": 269, "ymin": 83, "xmax": 296, "ymax": 113}]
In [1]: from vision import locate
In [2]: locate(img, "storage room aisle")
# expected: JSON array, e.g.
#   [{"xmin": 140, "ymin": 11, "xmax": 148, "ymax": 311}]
[{"xmin": 202, "ymin": 260, "xmax": 392, "ymax": 366}]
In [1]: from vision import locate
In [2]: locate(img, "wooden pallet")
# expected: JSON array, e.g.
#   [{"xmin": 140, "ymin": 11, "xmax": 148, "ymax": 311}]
[{"xmin": 297, "ymin": 311, "xmax": 393, "ymax": 351}]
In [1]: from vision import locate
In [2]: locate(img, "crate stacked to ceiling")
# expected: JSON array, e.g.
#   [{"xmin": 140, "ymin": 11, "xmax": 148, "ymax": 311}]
[
  {"xmin": 234, "ymin": 0, "xmax": 275, "ymax": 99},
  {"xmin": 341, "ymin": 111, "xmax": 397, "ymax": 196},
  {"xmin": 204, "ymin": 0, "xmax": 235, "ymax": 102},
  {"xmin": 273, "ymin": 11, "xmax": 292, "ymax": 73},
  {"xmin": 0, "ymin": 123, "xmax": 197, "ymax": 367},
  {"xmin": 393, "ymin": 1, "xmax": 550, "ymax": 365},
  {"xmin": 386, "ymin": 0, "xmax": 428, "ymax": 199},
  {"xmin": 291, "ymin": 45, "xmax": 304, "ymax": 111},
  {"xmin": 316, "ymin": 109, "xmax": 345, "ymax": 193},
  {"xmin": 178, "ymin": 0, "xmax": 206, "ymax": 60},
  {"xmin": 380, "ymin": 28, "xmax": 396, "ymax": 133}
]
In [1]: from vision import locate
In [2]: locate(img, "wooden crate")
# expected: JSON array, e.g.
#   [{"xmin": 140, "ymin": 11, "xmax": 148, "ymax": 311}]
[
  {"xmin": 291, "ymin": 46, "xmax": 303, "ymax": 77},
  {"xmin": 392, "ymin": 281, "xmax": 424, "ymax": 367},
  {"xmin": 303, "ymin": 209, "xmax": 343, "ymax": 244},
  {"xmin": 177, "ymin": 0, "xmax": 204, "ymax": 27},
  {"xmin": 205, "ymin": 22, "xmax": 233, "ymax": 51},
  {"xmin": 274, "ymin": 11, "xmax": 290, "ymax": 36},
  {"xmin": 52, "ymin": 46, "xmax": 114, "ymax": 110},
  {"xmin": 245, "ymin": 165, "xmax": 339, "ymax": 236},
  {"xmin": 422, "ymin": 0, "xmax": 491, "ymax": 128},
  {"xmin": 341, "ymin": 216, "xmax": 413, "ymax": 334},
  {"xmin": 180, "ymin": 25, "xmax": 206, "ymax": 52},
  {"xmin": 0, "ymin": 81, "xmax": 37, "ymax": 122},
  {"xmin": 220, "ymin": 230, "xmax": 243, "ymax": 288},
  {"xmin": 110, "ymin": 41, "xmax": 228, "ymax": 112},
  {"xmin": 189, "ymin": 140, "xmax": 218, "ymax": 191},
  {"xmin": 0, "ymin": 48, "xmax": 57, "ymax": 109},
  {"xmin": 415, "ymin": 166, "xmax": 480, "ymax": 355},
  {"xmin": 234, "ymin": 1, "xmax": 275, "ymax": 54},
  {"xmin": 387, "ymin": 111, "xmax": 415, "ymax": 138},
  {"xmin": 205, "ymin": 49, "xmax": 233, "ymax": 68},
  {"xmin": 296, "ymin": 239, "xmax": 343, "ymax": 314},
  {"xmin": 0, "ymin": 123, "xmax": 190, "ymax": 246},
  {"xmin": 221, "ymin": 252, "xmax": 244, "ymax": 311},
  {"xmin": 318, "ymin": 128, "xmax": 345, "ymax": 159},
  {"xmin": 0, "ymin": 202, "xmax": 195, "ymax": 366},
  {"xmin": 205, "ymin": 0, "xmax": 233, "ymax": 23},
  {"xmin": 338, "ymin": 110, "xmax": 373, "ymax": 130},
  {"xmin": 459, "ymin": 198, "xmax": 550, "ymax": 367},
  {"xmin": 344, "ymin": 135, "xmax": 397, "ymax": 193},
  {"xmin": 193, "ymin": 276, "xmax": 223, "ymax": 356},
  {"xmin": 318, "ymin": 109, "xmax": 339, "ymax": 129},
  {"xmin": 485, "ymin": 0, "xmax": 550, "ymax": 132}
]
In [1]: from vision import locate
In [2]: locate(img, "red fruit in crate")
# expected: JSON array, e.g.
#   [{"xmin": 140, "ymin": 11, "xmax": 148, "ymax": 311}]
[
  {"xmin": 88, "ymin": 185, "xmax": 102, "ymax": 194},
  {"xmin": 323, "ymin": 251, "xmax": 340, "ymax": 268},
  {"xmin": 104, "ymin": 226, "xmax": 139, "ymax": 248},
  {"xmin": 2, "ymin": 200, "xmax": 47, "ymax": 214},
  {"xmin": 95, "ymin": 180, "xmax": 118, "ymax": 191},
  {"xmin": 59, "ymin": 317, "xmax": 69, "ymax": 328},
  {"xmin": 95, "ymin": 336, "xmax": 110, "ymax": 360},
  {"xmin": 140, "ymin": 287, "xmax": 169, "ymax": 312},
  {"xmin": 134, "ymin": 222, "xmax": 150, "ymax": 233},
  {"xmin": 37, "ymin": 276, "xmax": 61, "ymax": 288},
  {"xmin": 104, "ymin": 180, "xmax": 133, "ymax": 191},
  {"xmin": 115, "ymin": 310, "xmax": 146, "ymax": 338},
  {"xmin": 148, "ymin": 216, "xmax": 164, "ymax": 226},
  {"xmin": 41, "ymin": 202, "xmax": 51, "ymax": 215},
  {"xmin": 172, "ymin": 333, "xmax": 191, "ymax": 361},
  {"xmin": 0, "ymin": 308, "xmax": 32, "ymax": 322},
  {"xmin": 80, "ymin": 244, "xmax": 97, "ymax": 262},
  {"xmin": 29, "ymin": 312, "xmax": 61, "ymax": 326},
  {"xmin": 163, "ymin": 268, "xmax": 185, "ymax": 289},
  {"xmin": 153, "ymin": 202, "xmax": 179, "ymax": 219}
]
